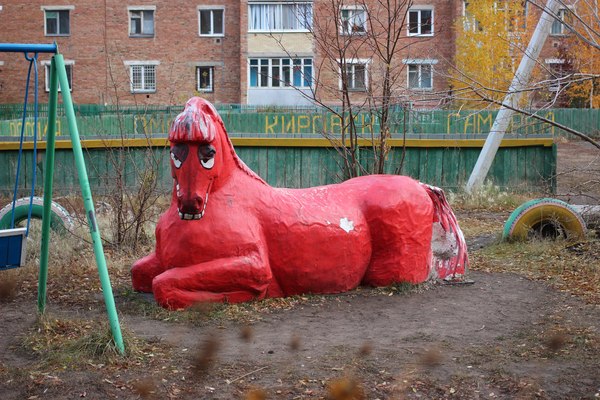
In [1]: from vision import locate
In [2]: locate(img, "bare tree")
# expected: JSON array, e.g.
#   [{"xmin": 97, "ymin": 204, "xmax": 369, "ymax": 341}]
[
  {"xmin": 268, "ymin": 0, "xmax": 420, "ymax": 178},
  {"xmin": 361, "ymin": 0, "xmax": 413, "ymax": 174}
]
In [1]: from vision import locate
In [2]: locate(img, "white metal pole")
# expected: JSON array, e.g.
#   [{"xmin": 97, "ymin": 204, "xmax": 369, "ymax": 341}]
[{"xmin": 466, "ymin": 0, "xmax": 561, "ymax": 192}]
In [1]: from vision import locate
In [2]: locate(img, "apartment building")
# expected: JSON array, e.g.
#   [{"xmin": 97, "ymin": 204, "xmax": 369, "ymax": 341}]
[{"xmin": 0, "ymin": 1, "xmax": 570, "ymax": 107}]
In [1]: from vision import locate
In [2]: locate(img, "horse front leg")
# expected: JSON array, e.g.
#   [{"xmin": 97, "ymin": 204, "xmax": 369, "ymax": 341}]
[
  {"xmin": 151, "ymin": 252, "xmax": 272, "ymax": 310},
  {"xmin": 131, "ymin": 252, "xmax": 166, "ymax": 293}
]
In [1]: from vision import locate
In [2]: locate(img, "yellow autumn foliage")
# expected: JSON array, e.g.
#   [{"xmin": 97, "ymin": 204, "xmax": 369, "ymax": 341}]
[
  {"xmin": 452, "ymin": 0, "xmax": 531, "ymax": 108},
  {"xmin": 565, "ymin": 0, "xmax": 600, "ymax": 108}
]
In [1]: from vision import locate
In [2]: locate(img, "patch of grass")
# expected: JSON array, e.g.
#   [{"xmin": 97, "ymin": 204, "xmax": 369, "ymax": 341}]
[
  {"xmin": 119, "ymin": 289, "xmax": 325, "ymax": 325},
  {"xmin": 120, "ymin": 283, "xmax": 429, "ymax": 326},
  {"xmin": 0, "ymin": 270, "xmax": 20, "ymax": 303},
  {"xmin": 448, "ymin": 183, "xmax": 533, "ymax": 212},
  {"xmin": 21, "ymin": 314, "xmax": 159, "ymax": 369},
  {"xmin": 372, "ymin": 281, "xmax": 429, "ymax": 297},
  {"xmin": 458, "ymin": 215, "xmax": 504, "ymax": 239},
  {"xmin": 471, "ymin": 238, "xmax": 600, "ymax": 304}
]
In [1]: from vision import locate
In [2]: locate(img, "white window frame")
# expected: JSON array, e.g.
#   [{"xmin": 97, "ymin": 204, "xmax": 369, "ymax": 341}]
[
  {"xmin": 551, "ymin": 8, "xmax": 571, "ymax": 36},
  {"xmin": 340, "ymin": 6, "xmax": 367, "ymax": 35},
  {"xmin": 248, "ymin": 2, "xmax": 313, "ymax": 32},
  {"xmin": 128, "ymin": 6, "xmax": 156, "ymax": 37},
  {"xmin": 41, "ymin": 59, "xmax": 74, "ymax": 92},
  {"xmin": 404, "ymin": 59, "xmax": 437, "ymax": 90},
  {"xmin": 338, "ymin": 58, "xmax": 370, "ymax": 91},
  {"xmin": 41, "ymin": 5, "xmax": 74, "ymax": 36},
  {"xmin": 124, "ymin": 61, "xmax": 159, "ymax": 93},
  {"xmin": 248, "ymin": 57, "xmax": 313, "ymax": 88},
  {"xmin": 462, "ymin": 1, "xmax": 480, "ymax": 32},
  {"xmin": 407, "ymin": 7, "xmax": 434, "ymax": 36},
  {"xmin": 196, "ymin": 66, "xmax": 214, "ymax": 92},
  {"xmin": 198, "ymin": 6, "xmax": 225, "ymax": 37},
  {"xmin": 545, "ymin": 58, "xmax": 566, "ymax": 92}
]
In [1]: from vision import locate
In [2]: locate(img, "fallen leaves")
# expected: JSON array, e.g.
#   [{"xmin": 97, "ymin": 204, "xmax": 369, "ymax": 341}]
[
  {"xmin": 471, "ymin": 239, "xmax": 600, "ymax": 304},
  {"xmin": 0, "ymin": 271, "xmax": 19, "ymax": 302}
]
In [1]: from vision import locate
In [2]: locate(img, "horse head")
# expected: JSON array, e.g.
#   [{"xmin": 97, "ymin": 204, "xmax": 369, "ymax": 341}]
[{"xmin": 169, "ymin": 97, "xmax": 225, "ymax": 220}]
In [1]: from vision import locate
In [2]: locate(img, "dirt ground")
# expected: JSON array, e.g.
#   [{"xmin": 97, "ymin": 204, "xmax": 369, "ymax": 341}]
[
  {"xmin": 555, "ymin": 140, "xmax": 600, "ymax": 205},
  {"xmin": 0, "ymin": 141, "xmax": 599, "ymax": 400}
]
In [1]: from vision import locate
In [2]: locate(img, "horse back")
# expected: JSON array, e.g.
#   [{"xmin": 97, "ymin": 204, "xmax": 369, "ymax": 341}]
[{"xmin": 261, "ymin": 175, "xmax": 433, "ymax": 295}]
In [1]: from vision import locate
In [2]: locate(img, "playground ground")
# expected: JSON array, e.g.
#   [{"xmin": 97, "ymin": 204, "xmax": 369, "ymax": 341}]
[{"xmin": 0, "ymin": 140, "xmax": 599, "ymax": 399}]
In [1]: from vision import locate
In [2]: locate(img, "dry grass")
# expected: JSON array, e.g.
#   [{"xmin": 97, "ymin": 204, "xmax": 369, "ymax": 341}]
[
  {"xmin": 448, "ymin": 183, "xmax": 534, "ymax": 212},
  {"xmin": 471, "ymin": 238, "xmax": 600, "ymax": 304},
  {"xmin": 20, "ymin": 314, "xmax": 152, "ymax": 368}
]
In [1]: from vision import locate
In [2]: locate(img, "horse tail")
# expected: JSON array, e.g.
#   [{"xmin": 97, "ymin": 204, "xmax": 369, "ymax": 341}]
[{"xmin": 422, "ymin": 184, "xmax": 469, "ymax": 281}]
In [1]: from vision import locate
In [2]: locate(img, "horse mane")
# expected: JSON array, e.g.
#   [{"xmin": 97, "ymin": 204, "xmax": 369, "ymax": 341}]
[{"xmin": 170, "ymin": 97, "xmax": 266, "ymax": 184}]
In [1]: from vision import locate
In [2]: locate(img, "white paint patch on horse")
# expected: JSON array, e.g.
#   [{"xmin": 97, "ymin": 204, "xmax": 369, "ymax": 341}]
[
  {"xmin": 431, "ymin": 222, "xmax": 457, "ymax": 259},
  {"xmin": 339, "ymin": 217, "xmax": 354, "ymax": 233},
  {"xmin": 199, "ymin": 114, "xmax": 208, "ymax": 136}
]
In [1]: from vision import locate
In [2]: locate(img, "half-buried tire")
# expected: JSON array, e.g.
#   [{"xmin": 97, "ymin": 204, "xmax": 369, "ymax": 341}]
[
  {"xmin": 0, "ymin": 197, "xmax": 73, "ymax": 234},
  {"xmin": 503, "ymin": 198, "xmax": 586, "ymax": 241}
]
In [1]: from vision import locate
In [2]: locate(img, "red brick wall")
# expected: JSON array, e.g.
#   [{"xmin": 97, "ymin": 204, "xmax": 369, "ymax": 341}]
[
  {"xmin": 0, "ymin": 1, "xmax": 241, "ymax": 105},
  {"xmin": 0, "ymin": 1, "xmax": 570, "ymax": 107},
  {"xmin": 311, "ymin": 0, "xmax": 461, "ymax": 107}
]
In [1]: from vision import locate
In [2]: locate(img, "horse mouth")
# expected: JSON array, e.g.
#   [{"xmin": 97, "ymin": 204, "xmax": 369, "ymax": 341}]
[
  {"xmin": 177, "ymin": 186, "xmax": 210, "ymax": 221},
  {"xmin": 178, "ymin": 211, "xmax": 204, "ymax": 220}
]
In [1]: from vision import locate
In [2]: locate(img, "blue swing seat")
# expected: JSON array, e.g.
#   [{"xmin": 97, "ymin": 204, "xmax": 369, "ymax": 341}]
[{"xmin": 0, "ymin": 228, "xmax": 27, "ymax": 270}]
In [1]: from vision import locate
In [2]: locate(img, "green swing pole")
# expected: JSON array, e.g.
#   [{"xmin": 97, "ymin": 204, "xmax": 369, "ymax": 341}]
[
  {"xmin": 54, "ymin": 54, "xmax": 125, "ymax": 354},
  {"xmin": 38, "ymin": 57, "xmax": 59, "ymax": 313}
]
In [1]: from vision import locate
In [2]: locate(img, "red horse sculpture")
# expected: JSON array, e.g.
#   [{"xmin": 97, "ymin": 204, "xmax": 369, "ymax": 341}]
[{"xmin": 132, "ymin": 97, "xmax": 468, "ymax": 310}]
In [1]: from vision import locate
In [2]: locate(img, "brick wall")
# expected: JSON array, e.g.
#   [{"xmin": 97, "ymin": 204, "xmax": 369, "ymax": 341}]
[
  {"xmin": 0, "ymin": 0, "xmax": 570, "ymax": 107},
  {"xmin": 0, "ymin": 0, "xmax": 242, "ymax": 105}
]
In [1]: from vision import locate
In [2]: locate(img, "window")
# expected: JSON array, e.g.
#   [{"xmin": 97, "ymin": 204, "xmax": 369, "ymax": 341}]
[
  {"xmin": 551, "ymin": 8, "xmax": 570, "ymax": 35},
  {"xmin": 408, "ymin": 8, "xmax": 433, "ymax": 36},
  {"xmin": 42, "ymin": 6, "xmax": 73, "ymax": 36},
  {"xmin": 129, "ymin": 7, "xmax": 155, "ymax": 37},
  {"xmin": 404, "ymin": 60, "xmax": 437, "ymax": 89},
  {"xmin": 125, "ymin": 61, "xmax": 158, "ymax": 93},
  {"xmin": 199, "ymin": 7, "xmax": 224, "ymax": 36},
  {"xmin": 341, "ymin": 7, "xmax": 367, "ymax": 35},
  {"xmin": 43, "ymin": 61, "xmax": 73, "ymax": 92},
  {"xmin": 545, "ymin": 59, "xmax": 566, "ymax": 92},
  {"xmin": 196, "ymin": 66, "xmax": 214, "ymax": 92},
  {"xmin": 462, "ymin": 1, "xmax": 480, "ymax": 31},
  {"xmin": 249, "ymin": 58, "xmax": 312, "ymax": 88},
  {"xmin": 342, "ymin": 60, "xmax": 369, "ymax": 91},
  {"xmin": 248, "ymin": 2, "xmax": 312, "ymax": 31}
]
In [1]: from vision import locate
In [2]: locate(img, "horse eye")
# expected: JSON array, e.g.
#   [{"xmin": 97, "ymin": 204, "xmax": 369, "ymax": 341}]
[
  {"xmin": 198, "ymin": 144, "xmax": 216, "ymax": 169},
  {"xmin": 198, "ymin": 145, "xmax": 216, "ymax": 161},
  {"xmin": 170, "ymin": 143, "xmax": 189, "ymax": 169}
]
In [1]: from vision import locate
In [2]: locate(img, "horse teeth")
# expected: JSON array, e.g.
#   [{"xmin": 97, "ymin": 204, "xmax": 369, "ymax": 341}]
[{"xmin": 178, "ymin": 211, "xmax": 183, "ymax": 219}]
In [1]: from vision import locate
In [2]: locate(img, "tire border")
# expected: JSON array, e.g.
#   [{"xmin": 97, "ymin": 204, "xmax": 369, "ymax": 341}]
[
  {"xmin": 0, "ymin": 197, "xmax": 73, "ymax": 233},
  {"xmin": 503, "ymin": 198, "xmax": 586, "ymax": 241}
]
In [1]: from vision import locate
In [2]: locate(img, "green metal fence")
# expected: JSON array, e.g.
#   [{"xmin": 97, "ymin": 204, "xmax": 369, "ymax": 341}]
[
  {"xmin": 0, "ymin": 104, "xmax": 567, "ymax": 195},
  {"xmin": 1, "ymin": 105, "xmax": 598, "ymax": 138}
]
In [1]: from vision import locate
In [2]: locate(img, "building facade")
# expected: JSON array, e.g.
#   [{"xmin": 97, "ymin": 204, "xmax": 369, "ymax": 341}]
[{"xmin": 0, "ymin": 1, "xmax": 570, "ymax": 107}]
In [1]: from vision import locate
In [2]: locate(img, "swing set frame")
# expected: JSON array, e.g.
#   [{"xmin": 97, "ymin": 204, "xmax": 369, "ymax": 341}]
[{"xmin": 0, "ymin": 43, "xmax": 124, "ymax": 354}]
